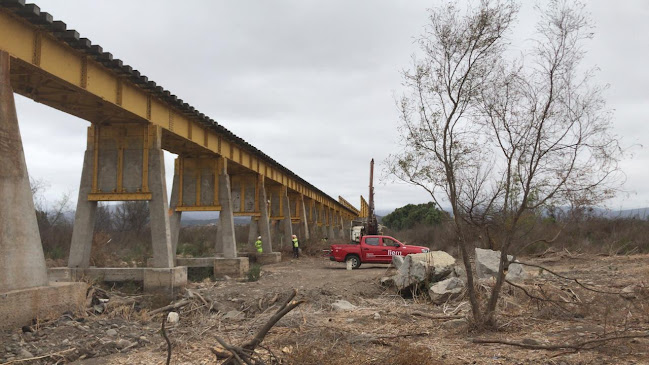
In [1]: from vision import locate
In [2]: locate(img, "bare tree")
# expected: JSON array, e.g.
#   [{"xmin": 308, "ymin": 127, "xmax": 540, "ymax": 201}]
[
  {"xmin": 114, "ymin": 201, "xmax": 149, "ymax": 235},
  {"xmin": 387, "ymin": 0, "xmax": 622, "ymax": 327},
  {"xmin": 94, "ymin": 202, "xmax": 114, "ymax": 233}
]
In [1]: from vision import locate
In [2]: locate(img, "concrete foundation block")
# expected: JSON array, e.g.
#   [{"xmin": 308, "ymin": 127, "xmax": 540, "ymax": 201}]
[
  {"xmin": 48, "ymin": 267, "xmax": 75, "ymax": 282},
  {"xmin": 50, "ymin": 267, "xmax": 146, "ymax": 282},
  {"xmin": 78, "ymin": 267, "xmax": 145, "ymax": 282},
  {"xmin": 236, "ymin": 252, "xmax": 280, "ymax": 265},
  {"xmin": 256, "ymin": 252, "xmax": 282, "ymax": 265},
  {"xmin": 143, "ymin": 267, "xmax": 188, "ymax": 294},
  {"xmin": 0, "ymin": 282, "xmax": 88, "ymax": 330},
  {"xmin": 214, "ymin": 257, "xmax": 249, "ymax": 278},
  {"xmin": 176, "ymin": 257, "xmax": 219, "ymax": 268}
]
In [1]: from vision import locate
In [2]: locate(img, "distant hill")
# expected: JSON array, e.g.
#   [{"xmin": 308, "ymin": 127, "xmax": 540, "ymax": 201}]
[{"xmin": 181, "ymin": 211, "xmax": 251, "ymax": 226}]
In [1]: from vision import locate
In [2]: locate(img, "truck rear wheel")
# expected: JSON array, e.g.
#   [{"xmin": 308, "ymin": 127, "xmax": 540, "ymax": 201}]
[{"xmin": 346, "ymin": 255, "xmax": 361, "ymax": 269}]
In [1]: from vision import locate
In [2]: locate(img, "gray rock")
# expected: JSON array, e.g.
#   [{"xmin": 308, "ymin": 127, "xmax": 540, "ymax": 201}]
[
  {"xmin": 106, "ymin": 329, "xmax": 118, "ymax": 337},
  {"xmin": 392, "ymin": 251, "xmax": 455, "ymax": 291},
  {"xmin": 223, "ymin": 310, "xmax": 244, "ymax": 320},
  {"xmin": 380, "ymin": 276, "xmax": 394, "ymax": 286},
  {"xmin": 391, "ymin": 255, "xmax": 405, "ymax": 269},
  {"xmin": 331, "ymin": 300, "xmax": 356, "ymax": 311},
  {"xmin": 450, "ymin": 265, "xmax": 467, "ymax": 281},
  {"xmin": 441, "ymin": 318, "xmax": 468, "ymax": 330},
  {"xmin": 19, "ymin": 349, "xmax": 33, "ymax": 358},
  {"xmin": 429, "ymin": 277, "xmax": 465, "ymax": 304},
  {"xmin": 116, "ymin": 339, "xmax": 134, "ymax": 349},
  {"xmin": 620, "ymin": 285, "xmax": 637, "ymax": 300},
  {"xmin": 475, "ymin": 248, "xmax": 526, "ymax": 281}
]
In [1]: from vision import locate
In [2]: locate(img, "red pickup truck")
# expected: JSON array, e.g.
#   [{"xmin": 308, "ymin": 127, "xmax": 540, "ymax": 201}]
[{"xmin": 329, "ymin": 235, "xmax": 430, "ymax": 269}]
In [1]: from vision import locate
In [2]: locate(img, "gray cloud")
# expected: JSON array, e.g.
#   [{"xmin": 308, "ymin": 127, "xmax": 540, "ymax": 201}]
[{"xmin": 16, "ymin": 0, "xmax": 649, "ymax": 212}]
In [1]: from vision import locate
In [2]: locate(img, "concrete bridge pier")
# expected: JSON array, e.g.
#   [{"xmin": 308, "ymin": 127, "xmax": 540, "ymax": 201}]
[
  {"xmin": 299, "ymin": 195, "xmax": 310, "ymax": 242},
  {"xmin": 327, "ymin": 209, "xmax": 336, "ymax": 240},
  {"xmin": 281, "ymin": 187, "xmax": 293, "ymax": 250},
  {"xmin": 169, "ymin": 171, "xmax": 182, "ymax": 260},
  {"xmin": 63, "ymin": 123, "xmax": 187, "ymax": 295},
  {"xmin": 337, "ymin": 213, "xmax": 345, "ymax": 239},
  {"xmin": 214, "ymin": 163, "xmax": 249, "ymax": 277},
  {"xmin": 0, "ymin": 51, "xmax": 86, "ymax": 329},
  {"xmin": 247, "ymin": 218, "xmax": 259, "ymax": 251},
  {"xmin": 256, "ymin": 177, "xmax": 279, "ymax": 263}
]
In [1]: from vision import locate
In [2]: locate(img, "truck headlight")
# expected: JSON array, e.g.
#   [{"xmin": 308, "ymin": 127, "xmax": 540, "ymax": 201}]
[{"xmin": 422, "ymin": 248, "xmax": 429, "ymax": 253}]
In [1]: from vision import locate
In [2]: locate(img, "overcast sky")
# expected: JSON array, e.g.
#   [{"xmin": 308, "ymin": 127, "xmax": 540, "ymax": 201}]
[{"xmin": 15, "ymin": 0, "xmax": 649, "ymax": 213}]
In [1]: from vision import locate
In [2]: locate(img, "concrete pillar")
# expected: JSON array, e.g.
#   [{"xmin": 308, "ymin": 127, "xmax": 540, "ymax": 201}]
[
  {"xmin": 281, "ymin": 188, "xmax": 293, "ymax": 246},
  {"xmin": 299, "ymin": 195, "xmax": 310, "ymax": 241},
  {"xmin": 338, "ymin": 213, "xmax": 344, "ymax": 238},
  {"xmin": 0, "ymin": 51, "xmax": 49, "ymax": 292},
  {"xmin": 218, "ymin": 170, "xmax": 237, "ymax": 259},
  {"xmin": 148, "ymin": 134, "xmax": 175, "ymax": 268},
  {"xmin": 68, "ymin": 148, "xmax": 97, "ymax": 268},
  {"xmin": 327, "ymin": 209, "xmax": 335, "ymax": 240},
  {"xmin": 343, "ymin": 218, "xmax": 351, "ymax": 240},
  {"xmin": 247, "ymin": 218, "xmax": 258, "ymax": 251},
  {"xmin": 215, "ymin": 219, "xmax": 223, "ymax": 255},
  {"xmin": 169, "ymin": 172, "xmax": 182, "ymax": 258},
  {"xmin": 258, "ymin": 178, "xmax": 273, "ymax": 253},
  {"xmin": 270, "ymin": 220, "xmax": 280, "ymax": 249}
]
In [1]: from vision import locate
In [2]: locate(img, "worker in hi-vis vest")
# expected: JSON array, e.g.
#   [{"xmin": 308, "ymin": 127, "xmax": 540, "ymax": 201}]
[
  {"xmin": 255, "ymin": 236, "xmax": 263, "ymax": 254},
  {"xmin": 291, "ymin": 234, "xmax": 299, "ymax": 258}
]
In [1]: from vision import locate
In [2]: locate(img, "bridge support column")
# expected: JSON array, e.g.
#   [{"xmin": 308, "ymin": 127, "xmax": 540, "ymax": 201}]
[
  {"xmin": 270, "ymin": 220, "xmax": 280, "ymax": 248},
  {"xmin": 0, "ymin": 51, "xmax": 86, "ymax": 329},
  {"xmin": 281, "ymin": 187, "xmax": 293, "ymax": 247},
  {"xmin": 258, "ymin": 177, "xmax": 273, "ymax": 254},
  {"xmin": 343, "ymin": 218, "xmax": 351, "ymax": 240},
  {"xmin": 299, "ymin": 195, "xmax": 310, "ymax": 241},
  {"xmin": 328, "ymin": 209, "xmax": 336, "ymax": 240},
  {"xmin": 65, "ymin": 123, "xmax": 186, "ymax": 294},
  {"xmin": 0, "ymin": 52, "xmax": 48, "ymax": 291},
  {"xmin": 68, "ymin": 147, "xmax": 97, "ymax": 268},
  {"xmin": 148, "ymin": 132, "xmax": 175, "ymax": 268},
  {"xmin": 169, "ymin": 171, "xmax": 182, "ymax": 260},
  {"xmin": 217, "ymin": 167, "xmax": 237, "ymax": 259},
  {"xmin": 338, "ymin": 214, "xmax": 345, "ymax": 239},
  {"xmin": 248, "ymin": 218, "xmax": 259, "ymax": 251},
  {"xmin": 213, "ymin": 165, "xmax": 250, "ymax": 276}
]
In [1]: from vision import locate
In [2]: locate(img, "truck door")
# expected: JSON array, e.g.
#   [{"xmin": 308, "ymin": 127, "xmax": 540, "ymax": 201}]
[
  {"xmin": 361, "ymin": 236, "xmax": 382, "ymax": 262},
  {"xmin": 381, "ymin": 237, "xmax": 404, "ymax": 261}
]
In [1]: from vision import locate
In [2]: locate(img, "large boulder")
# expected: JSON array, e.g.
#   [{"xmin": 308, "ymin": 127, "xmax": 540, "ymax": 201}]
[
  {"xmin": 429, "ymin": 277, "xmax": 465, "ymax": 304},
  {"xmin": 475, "ymin": 248, "xmax": 526, "ymax": 281},
  {"xmin": 392, "ymin": 251, "xmax": 455, "ymax": 291},
  {"xmin": 391, "ymin": 255, "xmax": 405, "ymax": 269}
]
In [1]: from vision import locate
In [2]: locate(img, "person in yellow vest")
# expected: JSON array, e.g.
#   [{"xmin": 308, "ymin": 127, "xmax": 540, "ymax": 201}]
[
  {"xmin": 255, "ymin": 236, "xmax": 263, "ymax": 254},
  {"xmin": 291, "ymin": 234, "xmax": 299, "ymax": 258}
]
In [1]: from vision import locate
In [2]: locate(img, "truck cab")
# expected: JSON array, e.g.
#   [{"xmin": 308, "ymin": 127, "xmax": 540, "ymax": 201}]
[{"xmin": 329, "ymin": 235, "xmax": 429, "ymax": 269}]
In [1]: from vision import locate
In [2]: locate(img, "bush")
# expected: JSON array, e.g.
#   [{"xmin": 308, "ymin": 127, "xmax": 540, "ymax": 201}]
[{"xmin": 247, "ymin": 263, "xmax": 262, "ymax": 282}]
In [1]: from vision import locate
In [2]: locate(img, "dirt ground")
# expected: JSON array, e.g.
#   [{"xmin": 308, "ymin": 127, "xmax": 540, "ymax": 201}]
[{"xmin": 1, "ymin": 252, "xmax": 648, "ymax": 364}]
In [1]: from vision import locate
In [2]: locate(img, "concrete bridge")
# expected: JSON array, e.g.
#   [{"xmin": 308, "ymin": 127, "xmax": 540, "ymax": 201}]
[{"xmin": 0, "ymin": 1, "xmax": 360, "ymax": 328}]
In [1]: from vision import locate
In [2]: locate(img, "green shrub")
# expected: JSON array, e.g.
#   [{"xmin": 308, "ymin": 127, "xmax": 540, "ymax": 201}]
[{"xmin": 247, "ymin": 263, "xmax": 262, "ymax": 282}]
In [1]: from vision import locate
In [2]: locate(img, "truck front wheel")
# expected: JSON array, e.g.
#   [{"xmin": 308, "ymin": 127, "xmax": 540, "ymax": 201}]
[{"xmin": 346, "ymin": 255, "xmax": 361, "ymax": 269}]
